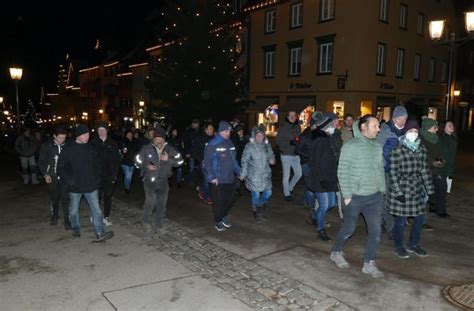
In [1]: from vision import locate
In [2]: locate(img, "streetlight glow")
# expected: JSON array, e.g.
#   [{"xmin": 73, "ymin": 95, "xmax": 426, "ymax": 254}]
[
  {"xmin": 9, "ymin": 67, "xmax": 23, "ymax": 80},
  {"xmin": 139, "ymin": 100, "xmax": 145, "ymax": 107},
  {"xmin": 429, "ymin": 20, "xmax": 445, "ymax": 40},
  {"xmin": 466, "ymin": 11, "xmax": 474, "ymax": 33},
  {"xmin": 453, "ymin": 90, "xmax": 461, "ymax": 97},
  {"xmin": 9, "ymin": 66, "xmax": 23, "ymax": 134},
  {"xmin": 99, "ymin": 109, "xmax": 104, "ymax": 114}
]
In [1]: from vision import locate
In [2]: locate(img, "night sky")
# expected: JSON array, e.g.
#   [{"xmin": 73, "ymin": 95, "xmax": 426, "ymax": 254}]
[{"xmin": 0, "ymin": 1, "xmax": 162, "ymax": 107}]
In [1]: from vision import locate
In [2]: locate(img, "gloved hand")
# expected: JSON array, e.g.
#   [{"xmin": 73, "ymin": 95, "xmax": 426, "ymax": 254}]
[{"xmin": 395, "ymin": 195, "xmax": 406, "ymax": 203}]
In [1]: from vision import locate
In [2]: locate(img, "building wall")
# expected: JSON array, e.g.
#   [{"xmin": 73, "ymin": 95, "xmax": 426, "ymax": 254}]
[{"xmin": 246, "ymin": 0, "xmax": 457, "ymax": 130}]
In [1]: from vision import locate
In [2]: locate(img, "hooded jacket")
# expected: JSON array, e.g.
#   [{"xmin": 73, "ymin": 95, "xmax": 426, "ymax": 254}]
[
  {"xmin": 15, "ymin": 134, "xmax": 38, "ymax": 157},
  {"xmin": 377, "ymin": 121, "xmax": 405, "ymax": 173},
  {"xmin": 337, "ymin": 120, "xmax": 386, "ymax": 199},
  {"xmin": 90, "ymin": 136, "xmax": 121, "ymax": 181},
  {"xmin": 38, "ymin": 138, "xmax": 68, "ymax": 178},
  {"xmin": 240, "ymin": 129, "xmax": 275, "ymax": 192},
  {"xmin": 308, "ymin": 129, "xmax": 339, "ymax": 193}
]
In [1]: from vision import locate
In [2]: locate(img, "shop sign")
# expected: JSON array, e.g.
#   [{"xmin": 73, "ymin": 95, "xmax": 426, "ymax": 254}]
[
  {"xmin": 290, "ymin": 82, "xmax": 312, "ymax": 89},
  {"xmin": 380, "ymin": 83, "xmax": 394, "ymax": 89}
]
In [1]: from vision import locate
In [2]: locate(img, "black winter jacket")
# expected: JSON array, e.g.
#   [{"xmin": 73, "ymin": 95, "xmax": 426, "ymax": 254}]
[
  {"xmin": 38, "ymin": 139, "xmax": 68, "ymax": 178},
  {"xmin": 294, "ymin": 127, "xmax": 312, "ymax": 165},
  {"xmin": 90, "ymin": 136, "xmax": 121, "ymax": 181},
  {"xmin": 120, "ymin": 139, "xmax": 140, "ymax": 166},
  {"xmin": 308, "ymin": 129, "xmax": 339, "ymax": 193}
]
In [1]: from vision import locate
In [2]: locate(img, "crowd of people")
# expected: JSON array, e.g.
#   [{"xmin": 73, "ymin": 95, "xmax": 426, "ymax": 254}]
[{"xmin": 10, "ymin": 104, "xmax": 458, "ymax": 278}]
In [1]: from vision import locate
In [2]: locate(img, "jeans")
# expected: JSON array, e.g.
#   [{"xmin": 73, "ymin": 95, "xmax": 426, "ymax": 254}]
[
  {"xmin": 20, "ymin": 156, "xmax": 38, "ymax": 182},
  {"xmin": 315, "ymin": 192, "xmax": 337, "ymax": 230},
  {"xmin": 301, "ymin": 163, "xmax": 316, "ymax": 208},
  {"xmin": 210, "ymin": 183, "xmax": 236, "ymax": 223},
  {"xmin": 393, "ymin": 214, "xmax": 426, "ymax": 249},
  {"xmin": 433, "ymin": 175, "xmax": 447, "ymax": 214},
  {"xmin": 200, "ymin": 167, "xmax": 210, "ymax": 200},
  {"xmin": 332, "ymin": 192, "xmax": 383, "ymax": 263},
  {"xmin": 99, "ymin": 179, "xmax": 115, "ymax": 218},
  {"xmin": 175, "ymin": 167, "xmax": 183, "ymax": 184},
  {"xmin": 382, "ymin": 174, "xmax": 395, "ymax": 233},
  {"xmin": 47, "ymin": 177, "xmax": 69, "ymax": 224},
  {"xmin": 69, "ymin": 190, "xmax": 105, "ymax": 237},
  {"xmin": 143, "ymin": 178, "xmax": 169, "ymax": 226},
  {"xmin": 121, "ymin": 165, "xmax": 134, "ymax": 191},
  {"xmin": 185, "ymin": 157, "xmax": 196, "ymax": 183},
  {"xmin": 251, "ymin": 190, "xmax": 272, "ymax": 209},
  {"xmin": 280, "ymin": 155, "xmax": 302, "ymax": 197}
]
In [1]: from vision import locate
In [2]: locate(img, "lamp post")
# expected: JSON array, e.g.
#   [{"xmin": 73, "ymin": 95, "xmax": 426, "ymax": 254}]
[
  {"xmin": 429, "ymin": 11, "xmax": 474, "ymax": 121},
  {"xmin": 138, "ymin": 100, "xmax": 145, "ymax": 128},
  {"xmin": 9, "ymin": 67, "xmax": 23, "ymax": 133}
]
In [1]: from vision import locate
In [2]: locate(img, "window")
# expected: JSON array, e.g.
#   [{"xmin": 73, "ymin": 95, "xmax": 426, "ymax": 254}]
[
  {"xmin": 265, "ymin": 10, "xmax": 276, "ymax": 33},
  {"xmin": 440, "ymin": 60, "xmax": 447, "ymax": 83},
  {"xmin": 417, "ymin": 13, "xmax": 424, "ymax": 35},
  {"xmin": 376, "ymin": 43, "xmax": 387, "ymax": 75},
  {"xmin": 263, "ymin": 45, "xmax": 276, "ymax": 78},
  {"xmin": 379, "ymin": 0, "xmax": 389, "ymax": 22},
  {"xmin": 287, "ymin": 41, "xmax": 303, "ymax": 76},
  {"xmin": 396, "ymin": 48, "xmax": 405, "ymax": 78},
  {"xmin": 429, "ymin": 57, "xmax": 436, "ymax": 82},
  {"xmin": 414, "ymin": 53, "xmax": 421, "ymax": 80},
  {"xmin": 320, "ymin": 0, "xmax": 335, "ymax": 21},
  {"xmin": 316, "ymin": 34, "xmax": 335, "ymax": 74},
  {"xmin": 290, "ymin": 2, "xmax": 303, "ymax": 28},
  {"xmin": 399, "ymin": 4, "xmax": 408, "ymax": 29}
]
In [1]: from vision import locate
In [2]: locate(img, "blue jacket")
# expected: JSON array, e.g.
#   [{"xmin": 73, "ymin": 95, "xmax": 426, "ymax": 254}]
[
  {"xmin": 377, "ymin": 121, "xmax": 404, "ymax": 173},
  {"xmin": 203, "ymin": 135, "xmax": 240, "ymax": 184}
]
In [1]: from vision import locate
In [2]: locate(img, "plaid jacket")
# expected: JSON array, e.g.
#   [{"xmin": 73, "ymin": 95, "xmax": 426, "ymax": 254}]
[{"xmin": 388, "ymin": 142, "xmax": 435, "ymax": 217}]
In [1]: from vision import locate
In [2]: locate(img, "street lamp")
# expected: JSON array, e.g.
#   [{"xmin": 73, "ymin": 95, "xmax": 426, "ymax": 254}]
[
  {"xmin": 453, "ymin": 90, "xmax": 461, "ymax": 97},
  {"xmin": 429, "ymin": 11, "xmax": 474, "ymax": 121},
  {"xmin": 0, "ymin": 97, "xmax": 3, "ymax": 108},
  {"xmin": 9, "ymin": 67, "xmax": 23, "ymax": 132}
]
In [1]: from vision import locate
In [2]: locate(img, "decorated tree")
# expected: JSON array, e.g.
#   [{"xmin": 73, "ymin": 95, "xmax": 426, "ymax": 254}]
[{"xmin": 148, "ymin": 0, "xmax": 247, "ymax": 128}]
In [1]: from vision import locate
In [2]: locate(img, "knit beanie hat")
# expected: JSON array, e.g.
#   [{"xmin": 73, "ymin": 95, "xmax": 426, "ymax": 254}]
[
  {"xmin": 75, "ymin": 124, "xmax": 90, "ymax": 137},
  {"xmin": 153, "ymin": 126, "xmax": 167, "ymax": 138},
  {"xmin": 218, "ymin": 121, "xmax": 232, "ymax": 132},
  {"xmin": 324, "ymin": 112, "xmax": 338, "ymax": 121},
  {"xmin": 421, "ymin": 118, "xmax": 437, "ymax": 131},
  {"xmin": 404, "ymin": 120, "xmax": 420, "ymax": 133},
  {"xmin": 393, "ymin": 106, "xmax": 408, "ymax": 119},
  {"xmin": 316, "ymin": 115, "xmax": 333, "ymax": 131},
  {"xmin": 310, "ymin": 111, "xmax": 324, "ymax": 126},
  {"xmin": 96, "ymin": 121, "xmax": 109, "ymax": 131}
]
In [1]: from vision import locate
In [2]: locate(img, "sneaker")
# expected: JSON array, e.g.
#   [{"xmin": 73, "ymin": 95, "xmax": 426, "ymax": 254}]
[
  {"xmin": 50, "ymin": 215, "xmax": 58, "ymax": 226},
  {"xmin": 394, "ymin": 247, "xmax": 410, "ymax": 259},
  {"xmin": 422, "ymin": 224, "xmax": 434, "ymax": 231},
  {"xmin": 407, "ymin": 245, "xmax": 428, "ymax": 257},
  {"xmin": 317, "ymin": 229, "xmax": 332, "ymax": 242},
  {"xmin": 362, "ymin": 261, "xmax": 384, "ymax": 278},
  {"xmin": 214, "ymin": 222, "xmax": 227, "ymax": 232},
  {"xmin": 222, "ymin": 216, "xmax": 232, "ymax": 228},
  {"xmin": 93, "ymin": 231, "xmax": 114, "ymax": 242},
  {"xmin": 284, "ymin": 195, "xmax": 294, "ymax": 202},
  {"xmin": 259, "ymin": 205, "xmax": 268, "ymax": 221},
  {"xmin": 72, "ymin": 228, "xmax": 81, "ymax": 238},
  {"xmin": 198, "ymin": 191, "xmax": 205, "ymax": 201},
  {"xmin": 206, "ymin": 198, "xmax": 213, "ymax": 205},
  {"xmin": 330, "ymin": 251, "xmax": 350, "ymax": 268},
  {"xmin": 103, "ymin": 217, "xmax": 113, "ymax": 226},
  {"xmin": 143, "ymin": 223, "xmax": 152, "ymax": 235},
  {"xmin": 253, "ymin": 211, "xmax": 262, "ymax": 223}
]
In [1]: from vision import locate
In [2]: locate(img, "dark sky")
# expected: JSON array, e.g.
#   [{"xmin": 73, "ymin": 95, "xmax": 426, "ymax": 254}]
[{"xmin": 0, "ymin": 1, "xmax": 162, "ymax": 107}]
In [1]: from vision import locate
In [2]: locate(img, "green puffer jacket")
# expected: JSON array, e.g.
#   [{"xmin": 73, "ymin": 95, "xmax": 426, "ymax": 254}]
[{"xmin": 337, "ymin": 120, "xmax": 386, "ymax": 199}]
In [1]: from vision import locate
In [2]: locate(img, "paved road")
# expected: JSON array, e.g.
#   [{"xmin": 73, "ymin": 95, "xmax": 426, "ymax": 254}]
[{"xmin": 1, "ymin": 133, "xmax": 473, "ymax": 310}]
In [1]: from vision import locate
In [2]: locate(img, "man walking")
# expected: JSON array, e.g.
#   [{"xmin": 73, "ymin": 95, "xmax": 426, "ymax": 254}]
[
  {"xmin": 276, "ymin": 111, "xmax": 302, "ymax": 201},
  {"xmin": 38, "ymin": 126, "xmax": 70, "ymax": 228},
  {"xmin": 90, "ymin": 122, "xmax": 121, "ymax": 226},
  {"xmin": 183, "ymin": 118, "xmax": 201, "ymax": 185},
  {"xmin": 135, "ymin": 126, "xmax": 184, "ymax": 235},
  {"xmin": 15, "ymin": 128, "xmax": 39, "ymax": 185},
  {"xmin": 58, "ymin": 124, "xmax": 114, "ymax": 242},
  {"xmin": 203, "ymin": 121, "xmax": 241, "ymax": 231},
  {"xmin": 330, "ymin": 115, "xmax": 386, "ymax": 278}
]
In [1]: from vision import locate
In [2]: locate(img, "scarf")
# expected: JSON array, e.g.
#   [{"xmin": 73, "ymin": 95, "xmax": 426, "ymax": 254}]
[
  {"xmin": 420, "ymin": 129, "xmax": 439, "ymax": 144},
  {"xmin": 400, "ymin": 136, "xmax": 420, "ymax": 152}
]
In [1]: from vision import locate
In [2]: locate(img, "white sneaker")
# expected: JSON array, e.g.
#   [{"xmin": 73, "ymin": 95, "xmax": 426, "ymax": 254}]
[
  {"xmin": 362, "ymin": 260, "xmax": 384, "ymax": 278},
  {"xmin": 103, "ymin": 217, "xmax": 113, "ymax": 226},
  {"xmin": 330, "ymin": 251, "xmax": 350, "ymax": 268}
]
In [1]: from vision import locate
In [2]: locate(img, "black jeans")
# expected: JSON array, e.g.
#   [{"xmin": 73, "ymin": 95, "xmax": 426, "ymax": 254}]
[
  {"xmin": 210, "ymin": 183, "xmax": 236, "ymax": 223},
  {"xmin": 47, "ymin": 177, "xmax": 69, "ymax": 224},
  {"xmin": 100, "ymin": 179, "xmax": 116, "ymax": 218},
  {"xmin": 433, "ymin": 175, "xmax": 447, "ymax": 215}
]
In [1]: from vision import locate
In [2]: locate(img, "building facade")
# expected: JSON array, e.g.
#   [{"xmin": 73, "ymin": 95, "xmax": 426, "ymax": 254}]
[{"xmin": 245, "ymin": 0, "xmax": 457, "ymax": 133}]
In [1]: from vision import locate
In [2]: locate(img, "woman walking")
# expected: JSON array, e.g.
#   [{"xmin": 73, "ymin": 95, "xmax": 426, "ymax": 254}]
[
  {"xmin": 240, "ymin": 125, "xmax": 275, "ymax": 223},
  {"xmin": 389, "ymin": 121, "xmax": 434, "ymax": 258}
]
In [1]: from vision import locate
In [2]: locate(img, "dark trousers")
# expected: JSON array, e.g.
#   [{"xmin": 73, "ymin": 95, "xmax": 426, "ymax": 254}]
[
  {"xmin": 100, "ymin": 179, "xmax": 116, "ymax": 218},
  {"xmin": 210, "ymin": 183, "xmax": 236, "ymax": 223},
  {"xmin": 143, "ymin": 178, "xmax": 169, "ymax": 226},
  {"xmin": 47, "ymin": 177, "xmax": 69, "ymax": 224},
  {"xmin": 332, "ymin": 192, "xmax": 383, "ymax": 262},
  {"xmin": 433, "ymin": 175, "xmax": 447, "ymax": 215},
  {"xmin": 393, "ymin": 214, "xmax": 426, "ymax": 249}
]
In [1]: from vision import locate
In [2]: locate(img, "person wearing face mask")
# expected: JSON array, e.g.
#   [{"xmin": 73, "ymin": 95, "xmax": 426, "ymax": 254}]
[
  {"xmin": 377, "ymin": 106, "xmax": 409, "ymax": 237},
  {"xmin": 308, "ymin": 114, "xmax": 339, "ymax": 242},
  {"xmin": 388, "ymin": 121, "xmax": 434, "ymax": 259}
]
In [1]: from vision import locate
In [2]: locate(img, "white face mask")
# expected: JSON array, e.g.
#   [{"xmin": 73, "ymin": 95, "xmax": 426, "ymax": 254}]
[
  {"xmin": 394, "ymin": 123, "xmax": 404, "ymax": 130},
  {"xmin": 405, "ymin": 132, "xmax": 418, "ymax": 142},
  {"xmin": 326, "ymin": 127, "xmax": 335, "ymax": 135}
]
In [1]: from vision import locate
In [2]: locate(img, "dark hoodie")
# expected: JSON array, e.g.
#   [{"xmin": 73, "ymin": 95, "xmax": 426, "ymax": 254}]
[{"xmin": 308, "ymin": 129, "xmax": 339, "ymax": 193}]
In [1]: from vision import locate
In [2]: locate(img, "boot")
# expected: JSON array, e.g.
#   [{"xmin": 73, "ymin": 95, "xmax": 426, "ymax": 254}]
[
  {"xmin": 259, "ymin": 204, "xmax": 268, "ymax": 221},
  {"xmin": 50, "ymin": 214, "xmax": 58, "ymax": 226},
  {"xmin": 252, "ymin": 209, "xmax": 262, "ymax": 223},
  {"xmin": 31, "ymin": 173, "xmax": 40, "ymax": 185},
  {"xmin": 317, "ymin": 229, "xmax": 332, "ymax": 242},
  {"xmin": 22, "ymin": 174, "xmax": 30, "ymax": 185}
]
